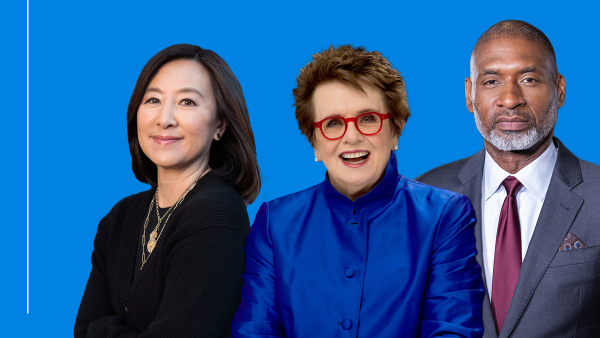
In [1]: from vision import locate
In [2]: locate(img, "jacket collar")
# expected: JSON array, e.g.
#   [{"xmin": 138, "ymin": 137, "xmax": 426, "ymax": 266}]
[
  {"xmin": 552, "ymin": 137, "xmax": 583, "ymax": 189},
  {"xmin": 323, "ymin": 151, "xmax": 401, "ymax": 215}
]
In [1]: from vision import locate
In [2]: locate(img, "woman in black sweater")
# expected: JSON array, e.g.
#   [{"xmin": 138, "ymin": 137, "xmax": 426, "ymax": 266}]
[{"xmin": 74, "ymin": 44, "xmax": 261, "ymax": 338}]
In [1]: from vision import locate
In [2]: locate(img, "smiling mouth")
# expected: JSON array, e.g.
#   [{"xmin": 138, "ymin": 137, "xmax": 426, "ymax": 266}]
[
  {"xmin": 152, "ymin": 136, "xmax": 182, "ymax": 145},
  {"xmin": 340, "ymin": 151, "xmax": 370, "ymax": 164}
]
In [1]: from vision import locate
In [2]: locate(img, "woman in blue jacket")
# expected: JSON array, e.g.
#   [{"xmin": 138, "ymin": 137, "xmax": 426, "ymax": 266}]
[{"xmin": 232, "ymin": 45, "xmax": 484, "ymax": 337}]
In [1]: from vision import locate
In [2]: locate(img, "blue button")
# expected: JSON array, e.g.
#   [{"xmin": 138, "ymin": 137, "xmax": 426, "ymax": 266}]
[
  {"xmin": 344, "ymin": 268, "xmax": 355, "ymax": 278},
  {"xmin": 341, "ymin": 319, "xmax": 352, "ymax": 330}
]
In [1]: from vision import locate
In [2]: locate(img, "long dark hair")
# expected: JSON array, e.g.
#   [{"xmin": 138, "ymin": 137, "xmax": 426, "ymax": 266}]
[{"xmin": 126, "ymin": 44, "xmax": 261, "ymax": 204}]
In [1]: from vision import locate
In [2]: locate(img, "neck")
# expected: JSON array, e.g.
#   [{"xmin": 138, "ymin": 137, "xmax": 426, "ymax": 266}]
[
  {"xmin": 156, "ymin": 161, "xmax": 209, "ymax": 208},
  {"xmin": 484, "ymin": 135, "xmax": 554, "ymax": 174},
  {"xmin": 331, "ymin": 168, "xmax": 386, "ymax": 202}
]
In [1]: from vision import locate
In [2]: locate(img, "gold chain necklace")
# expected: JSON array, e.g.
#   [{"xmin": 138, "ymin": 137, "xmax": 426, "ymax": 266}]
[{"xmin": 141, "ymin": 165, "xmax": 210, "ymax": 270}]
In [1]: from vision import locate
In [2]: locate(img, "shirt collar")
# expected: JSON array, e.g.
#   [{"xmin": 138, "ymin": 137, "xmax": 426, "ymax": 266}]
[
  {"xmin": 483, "ymin": 142, "xmax": 558, "ymax": 202},
  {"xmin": 324, "ymin": 151, "xmax": 401, "ymax": 214}
]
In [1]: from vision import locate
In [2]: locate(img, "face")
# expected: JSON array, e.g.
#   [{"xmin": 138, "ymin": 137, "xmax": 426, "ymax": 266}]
[
  {"xmin": 312, "ymin": 81, "xmax": 399, "ymax": 199},
  {"xmin": 137, "ymin": 59, "xmax": 226, "ymax": 174},
  {"xmin": 466, "ymin": 38, "xmax": 565, "ymax": 151}
]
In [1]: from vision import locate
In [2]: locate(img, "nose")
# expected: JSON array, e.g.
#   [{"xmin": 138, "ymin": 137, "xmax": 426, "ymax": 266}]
[
  {"xmin": 496, "ymin": 80, "xmax": 526, "ymax": 109},
  {"xmin": 157, "ymin": 101, "xmax": 177, "ymax": 129},
  {"xmin": 343, "ymin": 120, "xmax": 363, "ymax": 144}
]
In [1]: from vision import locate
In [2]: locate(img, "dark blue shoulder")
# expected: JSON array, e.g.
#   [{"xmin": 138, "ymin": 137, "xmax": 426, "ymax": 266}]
[
  {"xmin": 400, "ymin": 177, "xmax": 471, "ymax": 208},
  {"xmin": 266, "ymin": 182, "xmax": 324, "ymax": 210}
]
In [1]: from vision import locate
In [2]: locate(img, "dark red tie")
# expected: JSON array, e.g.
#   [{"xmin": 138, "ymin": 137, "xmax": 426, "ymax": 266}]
[{"xmin": 491, "ymin": 176, "xmax": 523, "ymax": 333}]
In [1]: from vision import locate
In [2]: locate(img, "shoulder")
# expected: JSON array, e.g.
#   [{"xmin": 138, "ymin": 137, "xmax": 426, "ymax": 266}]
[
  {"xmin": 177, "ymin": 172, "xmax": 250, "ymax": 235},
  {"xmin": 266, "ymin": 182, "xmax": 322, "ymax": 211},
  {"xmin": 92, "ymin": 189, "xmax": 153, "ymax": 246},
  {"xmin": 400, "ymin": 179, "xmax": 476, "ymax": 246},
  {"xmin": 252, "ymin": 182, "xmax": 325, "ymax": 232},
  {"xmin": 113, "ymin": 189, "xmax": 153, "ymax": 211},
  {"xmin": 254, "ymin": 182, "xmax": 327, "ymax": 225},
  {"xmin": 579, "ymin": 159, "xmax": 600, "ymax": 183},
  {"xmin": 573, "ymin": 159, "xmax": 600, "ymax": 202},
  {"xmin": 249, "ymin": 183, "xmax": 323, "ymax": 238},
  {"xmin": 190, "ymin": 171, "xmax": 245, "ymax": 205},
  {"xmin": 401, "ymin": 178, "xmax": 473, "ymax": 212},
  {"xmin": 415, "ymin": 155, "xmax": 472, "ymax": 189},
  {"xmin": 555, "ymin": 138, "xmax": 600, "ymax": 194},
  {"xmin": 101, "ymin": 189, "xmax": 153, "ymax": 224}
]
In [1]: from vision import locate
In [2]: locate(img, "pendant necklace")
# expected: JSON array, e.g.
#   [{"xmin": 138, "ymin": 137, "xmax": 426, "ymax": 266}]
[{"xmin": 141, "ymin": 165, "xmax": 210, "ymax": 269}]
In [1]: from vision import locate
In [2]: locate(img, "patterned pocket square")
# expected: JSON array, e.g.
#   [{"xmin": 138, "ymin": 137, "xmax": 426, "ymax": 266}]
[{"xmin": 559, "ymin": 233, "xmax": 588, "ymax": 251}]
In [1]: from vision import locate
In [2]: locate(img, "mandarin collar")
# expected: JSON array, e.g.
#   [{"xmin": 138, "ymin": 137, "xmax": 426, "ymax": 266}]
[{"xmin": 324, "ymin": 151, "xmax": 401, "ymax": 214}]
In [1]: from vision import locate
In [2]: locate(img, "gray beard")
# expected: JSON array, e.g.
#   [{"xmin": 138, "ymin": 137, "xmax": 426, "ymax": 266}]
[{"xmin": 473, "ymin": 93, "xmax": 559, "ymax": 151}]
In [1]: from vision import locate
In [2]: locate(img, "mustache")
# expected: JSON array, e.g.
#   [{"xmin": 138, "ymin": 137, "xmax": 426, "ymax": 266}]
[{"xmin": 489, "ymin": 109, "xmax": 537, "ymax": 129}]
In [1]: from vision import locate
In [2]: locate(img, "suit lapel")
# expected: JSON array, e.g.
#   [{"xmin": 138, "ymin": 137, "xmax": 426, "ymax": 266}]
[
  {"xmin": 457, "ymin": 149, "xmax": 499, "ymax": 337},
  {"xmin": 499, "ymin": 138, "xmax": 584, "ymax": 338}
]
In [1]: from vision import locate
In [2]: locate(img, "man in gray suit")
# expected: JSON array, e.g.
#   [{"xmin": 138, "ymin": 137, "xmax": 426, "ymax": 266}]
[{"xmin": 417, "ymin": 20, "xmax": 600, "ymax": 337}]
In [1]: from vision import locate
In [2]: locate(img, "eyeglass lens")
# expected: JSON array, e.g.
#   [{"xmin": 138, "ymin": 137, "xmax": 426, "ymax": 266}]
[{"xmin": 322, "ymin": 113, "xmax": 382, "ymax": 139}]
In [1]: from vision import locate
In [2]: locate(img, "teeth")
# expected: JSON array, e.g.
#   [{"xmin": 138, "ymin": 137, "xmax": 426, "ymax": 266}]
[{"xmin": 341, "ymin": 151, "xmax": 369, "ymax": 159}]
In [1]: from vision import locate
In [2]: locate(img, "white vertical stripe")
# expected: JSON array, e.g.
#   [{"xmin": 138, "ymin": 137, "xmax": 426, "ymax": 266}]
[{"xmin": 27, "ymin": 0, "xmax": 30, "ymax": 315}]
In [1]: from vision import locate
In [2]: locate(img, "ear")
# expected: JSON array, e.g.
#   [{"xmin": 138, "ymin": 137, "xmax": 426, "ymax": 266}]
[
  {"xmin": 465, "ymin": 77, "xmax": 475, "ymax": 114},
  {"xmin": 556, "ymin": 73, "xmax": 566, "ymax": 108},
  {"xmin": 214, "ymin": 117, "xmax": 228, "ymax": 141},
  {"xmin": 313, "ymin": 146, "xmax": 321, "ymax": 162}
]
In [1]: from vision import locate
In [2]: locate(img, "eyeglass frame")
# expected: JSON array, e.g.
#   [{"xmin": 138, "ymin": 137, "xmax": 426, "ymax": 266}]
[{"xmin": 312, "ymin": 112, "xmax": 392, "ymax": 140}]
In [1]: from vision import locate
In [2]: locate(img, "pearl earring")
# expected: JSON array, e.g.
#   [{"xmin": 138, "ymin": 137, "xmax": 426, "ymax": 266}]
[
  {"xmin": 393, "ymin": 144, "xmax": 399, "ymax": 150},
  {"xmin": 315, "ymin": 157, "xmax": 320, "ymax": 162}
]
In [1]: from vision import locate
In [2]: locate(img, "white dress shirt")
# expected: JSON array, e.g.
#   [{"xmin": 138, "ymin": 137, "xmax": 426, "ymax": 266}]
[{"xmin": 481, "ymin": 143, "xmax": 558, "ymax": 300}]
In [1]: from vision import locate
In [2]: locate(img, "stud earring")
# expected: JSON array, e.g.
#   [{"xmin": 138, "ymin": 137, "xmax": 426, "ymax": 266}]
[
  {"xmin": 393, "ymin": 144, "xmax": 399, "ymax": 150},
  {"xmin": 315, "ymin": 157, "xmax": 320, "ymax": 162},
  {"xmin": 216, "ymin": 133, "xmax": 221, "ymax": 141}
]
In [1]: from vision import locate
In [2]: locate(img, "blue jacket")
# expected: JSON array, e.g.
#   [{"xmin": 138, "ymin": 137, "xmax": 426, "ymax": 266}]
[{"xmin": 232, "ymin": 152, "xmax": 484, "ymax": 337}]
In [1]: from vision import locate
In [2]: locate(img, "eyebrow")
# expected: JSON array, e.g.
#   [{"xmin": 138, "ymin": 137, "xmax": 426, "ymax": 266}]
[
  {"xmin": 481, "ymin": 69, "xmax": 498, "ymax": 76},
  {"xmin": 481, "ymin": 66, "xmax": 539, "ymax": 76},
  {"xmin": 519, "ymin": 67, "xmax": 537, "ymax": 74},
  {"xmin": 176, "ymin": 87, "xmax": 204, "ymax": 98},
  {"xmin": 144, "ymin": 87, "xmax": 204, "ymax": 99},
  {"xmin": 145, "ymin": 87, "xmax": 163, "ymax": 94},
  {"xmin": 321, "ymin": 108, "xmax": 381, "ymax": 120}
]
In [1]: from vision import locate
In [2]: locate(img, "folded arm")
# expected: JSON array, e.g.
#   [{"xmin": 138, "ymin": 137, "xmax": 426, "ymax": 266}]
[
  {"xmin": 76, "ymin": 224, "xmax": 247, "ymax": 338},
  {"xmin": 421, "ymin": 195, "xmax": 485, "ymax": 338},
  {"xmin": 232, "ymin": 202, "xmax": 286, "ymax": 337}
]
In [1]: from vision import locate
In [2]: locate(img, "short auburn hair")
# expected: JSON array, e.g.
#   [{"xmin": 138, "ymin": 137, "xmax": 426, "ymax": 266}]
[
  {"xmin": 293, "ymin": 45, "xmax": 410, "ymax": 145},
  {"xmin": 126, "ymin": 44, "xmax": 261, "ymax": 204}
]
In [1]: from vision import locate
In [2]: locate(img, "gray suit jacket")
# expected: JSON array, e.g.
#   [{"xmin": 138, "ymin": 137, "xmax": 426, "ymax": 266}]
[{"xmin": 416, "ymin": 138, "xmax": 600, "ymax": 338}]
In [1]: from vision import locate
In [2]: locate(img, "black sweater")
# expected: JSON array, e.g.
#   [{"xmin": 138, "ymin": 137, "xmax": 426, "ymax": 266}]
[{"xmin": 74, "ymin": 172, "xmax": 250, "ymax": 338}]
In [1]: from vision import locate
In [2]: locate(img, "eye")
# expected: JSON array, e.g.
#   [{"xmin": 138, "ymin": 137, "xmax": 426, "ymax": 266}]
[
  {"xmin": 358, "ymin": 114, "xmax": 378, "ymax": 124},
  {"xmin": 144, "ymin": 97, "xmax": 160, "ymax": 104},
  {"xmin": 325, "ymin": 118, "xmax": 344, "ymax": 129},
  {"xmin": 180, "ymin": 98, "xmax": 197, "ymax": 106},
  {"xmin": 523, "ymin": 77, "xmax": 538, "ymax": 83},
  {"xmin": 483, "ymin": 79, "xmax": 499, "ymax": 85}
]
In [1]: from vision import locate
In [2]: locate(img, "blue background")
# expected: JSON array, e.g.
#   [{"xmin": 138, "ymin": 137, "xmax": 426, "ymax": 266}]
[{"xmin": 6, "ymin": 0, "xmax": 599, "ymax": 336}]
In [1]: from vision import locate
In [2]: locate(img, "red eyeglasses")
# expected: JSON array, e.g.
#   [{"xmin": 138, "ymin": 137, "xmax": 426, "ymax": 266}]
[{"xmin": 312, "ymin": 112, "xmax": 392, "ymax": 140}]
